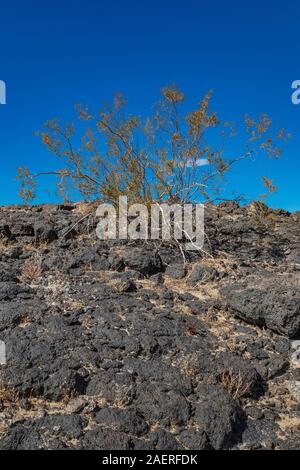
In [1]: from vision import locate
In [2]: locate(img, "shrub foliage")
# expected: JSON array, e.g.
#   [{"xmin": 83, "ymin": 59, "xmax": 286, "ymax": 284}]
[{"xmin": 17, "ymin": 85, "xmax": 289, "ymax": 205}]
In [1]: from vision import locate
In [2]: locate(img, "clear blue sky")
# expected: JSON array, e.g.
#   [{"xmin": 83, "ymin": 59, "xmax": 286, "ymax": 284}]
[{"xmin": 0, "ymin": 0, "xmax": 299, "ymax": 210}]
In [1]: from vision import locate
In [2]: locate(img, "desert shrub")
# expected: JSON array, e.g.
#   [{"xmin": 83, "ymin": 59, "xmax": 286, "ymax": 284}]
[{"xmin": 17, "ymin": 85, "xmax": 289, "ymax": 206}]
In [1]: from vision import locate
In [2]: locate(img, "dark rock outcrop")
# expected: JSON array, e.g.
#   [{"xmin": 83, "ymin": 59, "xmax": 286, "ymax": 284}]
[
  {"xmin": 222, "ymin": 278, "xmax": 300, "ymax": 338},
  {"xmin": 0, "ymin": 201, "xmax": 299, "ymax": 450}
]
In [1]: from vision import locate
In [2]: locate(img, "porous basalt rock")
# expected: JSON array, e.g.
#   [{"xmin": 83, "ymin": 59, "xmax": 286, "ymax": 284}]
[{"xmin": 0, "ymin": 201, "xmax": 299, "ymax": 450}]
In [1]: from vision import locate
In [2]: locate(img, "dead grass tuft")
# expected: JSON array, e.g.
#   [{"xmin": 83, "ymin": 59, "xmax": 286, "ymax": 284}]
[
  {"xmin": 0, "ymin": 375, "xmax": 19, "ymax": 405},
  {"xmin": 219, "ymin": 368, "xmax": 251, "ymax": 399},
  {"xmin": 0, "ymin": 233, "xmax": 14, "ymax": 251},
  {"xmin": 20, "ymin": 254, "xmax": 43, "ymax": 283},
  {"xmin": 278, "ymin": 415, "xmax": 300, "ymax": 433},
  {"xmin": 74, "ymin": 201, "xmax": 97, "ymax": 216},
  {"xmin": 18, "ymin": 313, "xmax": 32, "ymax": 328}
]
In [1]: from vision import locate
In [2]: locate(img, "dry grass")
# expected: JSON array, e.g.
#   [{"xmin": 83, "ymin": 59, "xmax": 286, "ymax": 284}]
[
  {"xmin": 20, "ymin": 254, "xmax": 43, "ymax": 283},
  {"xmin": 0, "ymin": 376, "xmax": 18, "ymax": 405},
  {"xmin": 0, "ymin": 234, "xmax": 8, "ymax": 251},
  {"xmin": 17, "ymin": 313, "xmax": 32, "ymax": 328},
  {"xmin": 114, "ymin": 384, "xmax": 135, "ymax": 408},
  {"xmin": 0, "ymin": 395, "xmax": 106, "ymax": 437},
  {"xmin": 177, "ymin": 354, "xmax": 201, "ymax": 378},
  {"xmin": 24, "ymin": 241, "xmax": 49, "ymax": 251},
  {"xmin": 0, "ymin": 233, "xmax": 14, "ymax": 251},
  {"xmin": 68, "ymin": 300, "xmax": 86, "ymax": 311},
  {"xmin": 74, "ymin": 201, "xmax": 97, "ymax": 216},
  {"xmin": 219, "ymin": 368, "xmax": 251, "ymax": 399},
  {"xmin": 278, "ymin": 415, "xmax": 300, "ymax": 433}
]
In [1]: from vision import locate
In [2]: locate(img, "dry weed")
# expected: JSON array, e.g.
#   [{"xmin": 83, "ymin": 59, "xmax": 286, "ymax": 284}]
[
  {"xmin": 0, "ymin": 375, "xmax": 18, "ymax": 405},
  {"xmin": 0, "ymin": 233, "xmax": 12, "ymax": 251},
  {"xmin": 20, "ymin": 254, "xmax": 43, "ymax": 283},
  {"xmin": 219, "ymin": 368, "xmax": 251, "ymax": 399}
]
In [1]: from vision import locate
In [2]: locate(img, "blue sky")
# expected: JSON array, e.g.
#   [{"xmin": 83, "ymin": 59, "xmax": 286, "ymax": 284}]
[{"xmin": 0, "ymin": 0, "xmax": 299, "ymax": 210}]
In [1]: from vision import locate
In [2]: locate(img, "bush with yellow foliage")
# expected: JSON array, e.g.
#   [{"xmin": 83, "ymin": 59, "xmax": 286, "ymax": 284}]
[{"xmin": 17, "ymin": 85, "xmax": 289, "ymax": 206}]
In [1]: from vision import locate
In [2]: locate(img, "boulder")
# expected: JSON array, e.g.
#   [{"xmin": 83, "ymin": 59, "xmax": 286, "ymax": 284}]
[
  {"xmin": 222, "ymin": 281, "xmax": 300, "ymax": 338},
  {"xmin": 193, "ymin": 384, "xmax": 244, "ymax": 449},
  {"xmin": 124, "ymin": 247, "xmax": 163, "ymax": 276}
]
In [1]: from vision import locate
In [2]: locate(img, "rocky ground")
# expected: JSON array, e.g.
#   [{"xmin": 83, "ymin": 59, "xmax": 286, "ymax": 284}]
[{"xmin": 0, "ymin": 200, "xmax": 299, "ymax": 450}]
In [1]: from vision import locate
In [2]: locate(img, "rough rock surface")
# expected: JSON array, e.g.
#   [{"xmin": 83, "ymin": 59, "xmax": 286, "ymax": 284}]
[
  {"xmin": 221, "ymin": 280, "xmax": 300, "ymax": 338},
  {"xmin": 0, "ymin": 201, "xmax": 299, "ymax": 450}
]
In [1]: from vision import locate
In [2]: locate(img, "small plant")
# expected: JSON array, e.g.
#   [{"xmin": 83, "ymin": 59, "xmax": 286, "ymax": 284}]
[
  {"xmin": 0, "ymin": 375, "xmax": 18, "ymax": 405},
  {"xmin": 17, "ymin": 313, "xmax": 32, "ymax": 328},
  {"xmin": 0, "ymin": 233, "xmax": 12, "ymax": 251},
  {"xmin": 219, "ymin": 368, "xmax": 251, "ymax": 399},
  {"xmin": 0, "ymin": 234, "xmax": 7, "ymax": 251},
  {"xmin": 20, "ymin": 254, "xmax": 43, "ymax": 283}
]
